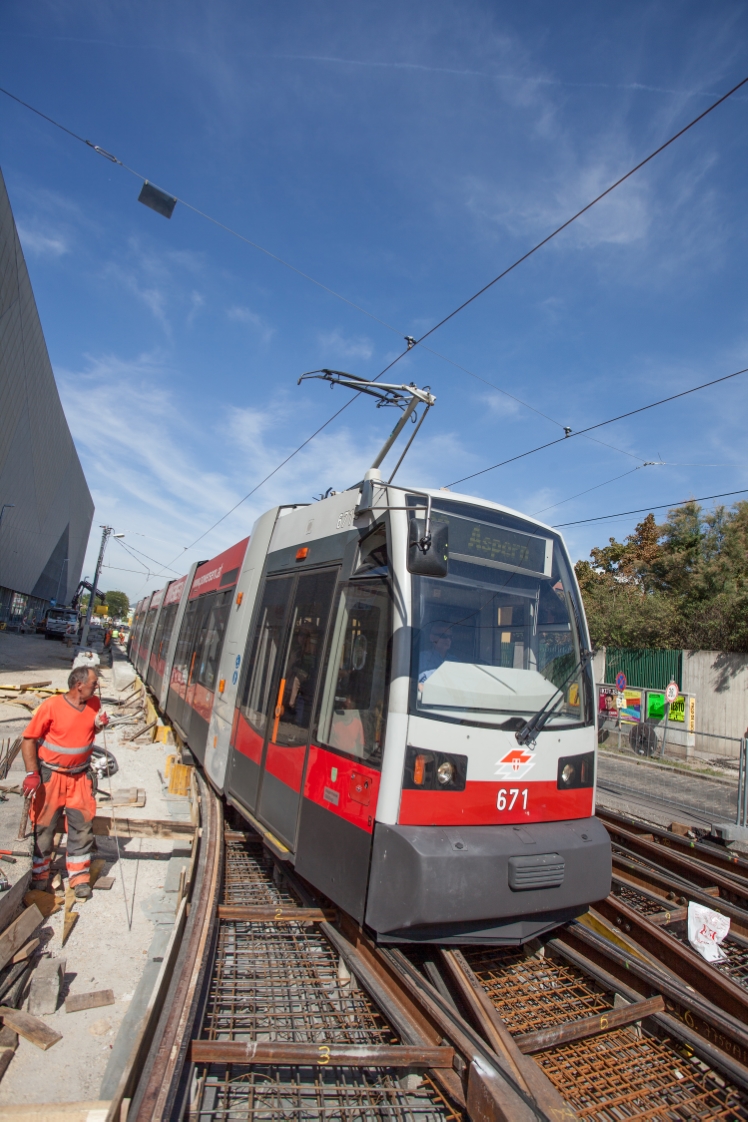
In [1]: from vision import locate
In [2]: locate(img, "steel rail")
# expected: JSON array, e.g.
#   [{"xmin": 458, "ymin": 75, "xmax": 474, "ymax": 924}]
[
  {"xmin": 605, "ymin": 820, "xmax": 748, "ymax": 909},
  {"xmin": 611, "ymin": 850, "xmax": 748, "ymax": 937},
  {"xmin": 598, "ymin": 806, "xmax": 748, "ymax": 879},
  {"xmin": 128, "ymin": 774, "xmax": 223, "ymax": 1122}
]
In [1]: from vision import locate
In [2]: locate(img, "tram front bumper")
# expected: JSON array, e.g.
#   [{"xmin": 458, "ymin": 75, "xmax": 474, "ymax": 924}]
[{"xmin": 364, "ymin": 815, "xmax": 611, "ymax": 944}]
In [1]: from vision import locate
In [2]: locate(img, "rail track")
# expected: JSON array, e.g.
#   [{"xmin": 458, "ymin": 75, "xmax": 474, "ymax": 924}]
[{"xmin": 106, "ymin": 779, "xmax": 748, "ymax": 1122}]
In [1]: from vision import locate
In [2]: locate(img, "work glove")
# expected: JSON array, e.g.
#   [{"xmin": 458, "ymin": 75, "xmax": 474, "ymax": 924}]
[
  {"xmin": 95, "ymin": 711, "xmax": 109, "ymax": 730},
  {"xmin": 22, "ymin": 772, "xmax": 41, "ymax": 797}
]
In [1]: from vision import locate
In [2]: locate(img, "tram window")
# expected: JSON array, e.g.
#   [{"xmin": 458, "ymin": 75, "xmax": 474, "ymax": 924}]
[
  {"xmin": 271, "ymin": 571, "xmax": 337, "ymax": 748},
  {"xmin": 194, "ymin": 590, "xmax": 232, "ymax": 690},
  {"xmin": 317, "ymin": 581, "xmax": 391, "ymax": 766},
  {"xmin": 240, "ymin": 577, "xmax": 293, "ymax": 737},
  {"xmin": 171, "ymin": 599, "xmax": 200, "ymax": 687},
  {"xmin": 410, "ymin": 504, "xmax": 590, "ymax": 728},
  {"xmin": 153, "ymin": 602, "xmax": 178, "ymax": 666}
]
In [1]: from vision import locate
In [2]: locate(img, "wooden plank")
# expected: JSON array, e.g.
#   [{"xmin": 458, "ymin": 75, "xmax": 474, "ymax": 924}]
[
  {"xmin": 0, "ymin": 905, "xmax": 43, "ymax": 972},
  {"xmin": 93, "ymin": 877, "xmax": 115, "ymax": 892},
  {"xmin": 66, "ymin": 989, "xmax": 115, "ymax": 1014},
  {"xmin": 12, "ymin": 938, "xmax": 39, "ymax": 964},
  {"xmin": 515, "ymin": 995, "xmax": 666, "ymax": 1054},
  {"xmin": 92, "ymin": 816, "xmax": 195, "ymax": 840},
  {"xmin": 0, "ymin": 872, "xmax": 31, "ymax": 935},
  {"xmin": 190, "ymin": 1041, "xmax": 455, "ymax": 1067},
  {"xmin": 0, "ymin": 1006, "xmax": 62, "ymax": 1050},
  {"xmin": 217, "ymin": 905, "xmax": 335, "ymax": 923}
]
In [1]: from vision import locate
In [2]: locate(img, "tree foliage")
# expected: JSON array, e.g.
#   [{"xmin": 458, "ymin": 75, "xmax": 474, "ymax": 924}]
[
  {"xmin": 575, "ymin": 502, "xmax": 748, "ymax": 652},
  {"xmin": 104, "ymin": 590, "xmax": 130, "ymax": 620}
]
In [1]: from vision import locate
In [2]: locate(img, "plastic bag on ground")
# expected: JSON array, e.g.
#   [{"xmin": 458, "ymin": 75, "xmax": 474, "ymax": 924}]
[{"xmin": 687, "ymin": 900, "xmax": 730, "ymax": 962}]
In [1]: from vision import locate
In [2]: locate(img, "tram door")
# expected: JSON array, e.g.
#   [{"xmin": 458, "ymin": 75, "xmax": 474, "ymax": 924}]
[{"xmin": 254, "ymin": 569, "xmax": 337, "ymax": 847}]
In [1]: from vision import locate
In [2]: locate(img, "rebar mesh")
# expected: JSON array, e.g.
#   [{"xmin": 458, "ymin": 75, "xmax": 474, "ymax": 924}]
[
  {"xmin": 463, "ymin": 946, "xmax": 748, "ymax": 1119},
  {"xmin": 192, "ymin": 1067, "xmax": 457, "ymax": 1122},
  {"xmin": 536, "ymin": 1029, "xmax": 748, "ymax": 1120},
  {"xmin": 192, "ymin": 832, "xmax": 453, "ymax": 1122},
  {"xmin": 464, "ymin": 947, "xmax": 612, "ymax": 1035}
]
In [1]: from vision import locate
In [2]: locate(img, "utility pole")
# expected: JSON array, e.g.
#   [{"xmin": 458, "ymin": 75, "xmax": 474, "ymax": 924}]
[{"xmin": 80, "ymin": 526, "xmax": 123, "ymax": 647}]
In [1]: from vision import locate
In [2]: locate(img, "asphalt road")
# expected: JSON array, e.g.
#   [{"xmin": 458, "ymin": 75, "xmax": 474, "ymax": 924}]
[{"xmin": 597, "ymin": 749, "xmax": 739, "ymax": 826}]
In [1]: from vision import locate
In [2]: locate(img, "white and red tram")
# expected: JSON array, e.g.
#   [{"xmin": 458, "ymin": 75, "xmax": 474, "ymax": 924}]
[{"xmin": 128, "ymin": 466, "xmax": 610, "ymax": 945}]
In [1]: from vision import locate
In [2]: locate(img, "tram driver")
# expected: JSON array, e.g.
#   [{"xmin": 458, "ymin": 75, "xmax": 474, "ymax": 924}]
[{"xmin": 418, "ymin": 621, "xmax": 453, "ymax": 692}]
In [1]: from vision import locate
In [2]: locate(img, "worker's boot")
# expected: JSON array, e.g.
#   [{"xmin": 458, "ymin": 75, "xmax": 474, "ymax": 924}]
[{"xmin": 74, "ymin": 882, "xmax": 92, "ymax": 900}]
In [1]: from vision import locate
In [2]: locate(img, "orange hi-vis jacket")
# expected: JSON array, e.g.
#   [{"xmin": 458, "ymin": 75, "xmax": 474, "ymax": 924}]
[{"xmin": 24, "ymin": 694, "xmax": 101, "ymax": 774}]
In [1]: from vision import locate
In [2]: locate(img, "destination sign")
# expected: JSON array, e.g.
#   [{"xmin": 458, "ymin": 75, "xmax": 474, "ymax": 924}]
[{"xmin": 438, "ymin": 512, "xmax": 551, "ymax": 577}]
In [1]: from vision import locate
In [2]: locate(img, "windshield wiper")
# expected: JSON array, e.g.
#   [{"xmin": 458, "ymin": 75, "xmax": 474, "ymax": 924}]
[{"xmin": 515, "ymin": 649, "xmax": 592, "ymax": 746}]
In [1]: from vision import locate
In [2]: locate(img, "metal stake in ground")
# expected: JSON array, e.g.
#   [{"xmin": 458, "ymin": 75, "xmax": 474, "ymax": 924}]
[{"xmin": 660, "ymin": 680, "xmax": 679, "ymax": 758}]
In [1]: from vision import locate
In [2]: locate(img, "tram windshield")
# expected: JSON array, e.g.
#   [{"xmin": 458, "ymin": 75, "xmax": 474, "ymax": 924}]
[{"xmin": 409, "ymin": 500, "xmax": 590, "ymax": 729}]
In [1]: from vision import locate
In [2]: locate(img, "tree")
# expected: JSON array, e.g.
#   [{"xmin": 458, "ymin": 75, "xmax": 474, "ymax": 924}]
[
  {"xmin": 104, "ymin": 590, "xmax": 130, "ymax": 620},
  {"xmin": 576, "ymin": 501, "xmax": 748, "ymax": 652}
]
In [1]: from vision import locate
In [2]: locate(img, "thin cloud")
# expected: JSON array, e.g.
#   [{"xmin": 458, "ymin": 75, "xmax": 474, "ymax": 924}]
[{"xmin": 16, "ymin": 224, "xmax": 69, "ymax": 258}]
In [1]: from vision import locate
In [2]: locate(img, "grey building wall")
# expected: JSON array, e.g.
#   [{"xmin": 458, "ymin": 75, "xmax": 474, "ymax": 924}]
[{"xmin": 0, "ymin": 167, "xmax": 94, "ymax": 611}]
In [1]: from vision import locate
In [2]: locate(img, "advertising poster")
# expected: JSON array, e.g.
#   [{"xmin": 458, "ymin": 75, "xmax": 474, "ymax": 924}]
[
  {"xmin": 598, "ymin": 686, "xmax": 616, "ymax": 719},
  {"xmin": 647, "ymin": 692, "xmax": 665, "ymax": 721},
  {"xmin": 620, "ymin": 688, "xmax": 642, "ymax": 724}
]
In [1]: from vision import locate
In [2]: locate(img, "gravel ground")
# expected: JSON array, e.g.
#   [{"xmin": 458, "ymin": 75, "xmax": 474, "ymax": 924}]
[{"xmin": 0, "ymin": 632, "xmax": 187, "ymax": 1106}]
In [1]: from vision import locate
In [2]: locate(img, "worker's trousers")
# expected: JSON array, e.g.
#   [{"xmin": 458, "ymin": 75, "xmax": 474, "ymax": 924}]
[{"xmin": 31, "ymin": 767, "xmax": 96, "ymax": 889}]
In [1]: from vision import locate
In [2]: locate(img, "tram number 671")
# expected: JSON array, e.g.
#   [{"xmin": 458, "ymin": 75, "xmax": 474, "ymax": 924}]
[{"xmin": 497, "ymin": 788, "xmax": 528, "ymax": 811}]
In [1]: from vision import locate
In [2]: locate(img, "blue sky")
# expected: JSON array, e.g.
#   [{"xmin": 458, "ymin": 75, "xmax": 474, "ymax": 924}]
[{"xmin": 2, "ymin": 1, "xmax": 748, "ymax": 601}]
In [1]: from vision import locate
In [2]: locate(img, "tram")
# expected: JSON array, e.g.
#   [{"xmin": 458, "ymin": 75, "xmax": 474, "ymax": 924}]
[{"xmin": 128, "ymin": 374, "xmax": 610, "ymax": 944}]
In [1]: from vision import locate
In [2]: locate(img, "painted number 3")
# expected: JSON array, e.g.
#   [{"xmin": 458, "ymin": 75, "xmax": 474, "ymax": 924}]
[{"xmin": 497, "ymin": 788, "xmax": 528, "ymax": 811}]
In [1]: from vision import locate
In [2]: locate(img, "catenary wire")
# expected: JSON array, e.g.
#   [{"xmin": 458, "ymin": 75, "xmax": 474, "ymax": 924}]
[
  {"xmin": 399, "ymin": 73, "xmax": 748, "ymax": 357},
  {"xmin": 5, "ymin": 79, "xmax": 745, "ymax": 552},
  {"xmin": 532, "ymin": 465, "xmax": 646, "ymax": 516},
  {"xmin": 447, "ymin": 365, "xmax": 748, "ymax": 487},
  {"xmin": 114, "ymin": 536, "xmax": 181, "ymax": 575},
  {"xmin": 179, "ymin": 69, "xmax": 748, "ymax": 539},
  {"xmin": 1, "ymin": 83, "xmax": 632, "ymax": 453},
  {"xmin": 553, "ymin": 487, "xmax": 748, "ymax": 527}
]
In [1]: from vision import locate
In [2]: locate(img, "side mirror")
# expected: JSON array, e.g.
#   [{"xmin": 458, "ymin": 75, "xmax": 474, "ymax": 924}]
[{"xmin": 408, "ymin": 517, "xmax": 449, "ymax": 577}]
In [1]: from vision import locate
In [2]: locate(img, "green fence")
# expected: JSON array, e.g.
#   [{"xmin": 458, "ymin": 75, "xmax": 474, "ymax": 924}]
[{"xmin": 604, "ymin": 648, "xmax": 683, "ymax": 691}]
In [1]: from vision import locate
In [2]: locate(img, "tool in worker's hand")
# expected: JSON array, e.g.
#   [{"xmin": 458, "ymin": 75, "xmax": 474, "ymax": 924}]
[{"xmin": 18, "ymin": 795, "xmax": 31, "ymax": 841}]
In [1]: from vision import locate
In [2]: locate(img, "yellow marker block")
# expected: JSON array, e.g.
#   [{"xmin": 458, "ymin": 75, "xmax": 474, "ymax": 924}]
[
  {"xmin": 168, "ymin": 763, "xmax": 194, "ymax": 797},
  {"xmin": 154, "ymin": 725, "xmax": 173, "ymax": 745}
]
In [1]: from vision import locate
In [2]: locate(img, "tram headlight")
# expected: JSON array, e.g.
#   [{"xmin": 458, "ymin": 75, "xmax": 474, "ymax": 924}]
[
  {"xmin": 557, "ymin": 751, "xmax": 595, "ymax": 790},
  {"xmin": 436, "ymin": 761, "xmax": 455, "ymax": 785},
  {"xmin": 404, "ymin": 747, "xmax": 467, "ymax": 791}
]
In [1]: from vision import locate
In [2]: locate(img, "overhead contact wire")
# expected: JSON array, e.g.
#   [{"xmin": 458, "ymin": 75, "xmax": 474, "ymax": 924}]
[
  {"xmin": 446, "ymin": 365, "xmax": 748, "ymax": 487},
  {"xmin": 5, "ymin": 77, "xmax": 746, "ymax": 552},
  {"xmin": 553, "ymin": 487, "xmax": 748, "ymax": 527}
]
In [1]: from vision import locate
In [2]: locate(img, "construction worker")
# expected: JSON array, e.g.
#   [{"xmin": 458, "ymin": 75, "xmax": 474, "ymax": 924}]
[{"xmin": 21, "ymin": 666, "xmax": 109, "ymax": 899}]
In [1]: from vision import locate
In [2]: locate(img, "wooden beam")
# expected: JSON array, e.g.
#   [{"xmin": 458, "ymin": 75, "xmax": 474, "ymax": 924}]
[
  {"xmin": 0, "ymin": 1006, "xmax": 62, "ymax": 1050},
  {"xmin": 0, "ymin": 1103, "xmax": 111, "ymax": 1121},
  {"xmin": 190, "ymin": 1041, "xmax": 455, "ymax": 1067},
  {"xmin": 66, "ymin": 989, "xmax": 115, "ymax": 1014},
  {"xmin": 92, "ymin": 816, "xmax": 195, "ymax": 840},
  {"xmin": 217, "ymin": 905, "xmax": 335, "ymax": 923},
  {"xmin": 515, "ymin": 995, "xmax": 666, "ymax": 1054},
  {"xmin": 0, "ymin": 905, "xmax": 43, "ymax": 972}
]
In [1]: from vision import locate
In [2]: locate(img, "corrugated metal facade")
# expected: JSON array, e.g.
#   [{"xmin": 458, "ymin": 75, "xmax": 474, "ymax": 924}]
[
  {"xmin": 605, "ymin": 648, "xmax": 683, "ymax": 690},
  {"xmin": 0, "ymin": 167, "xmax": 93, "ymax": 618}
]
